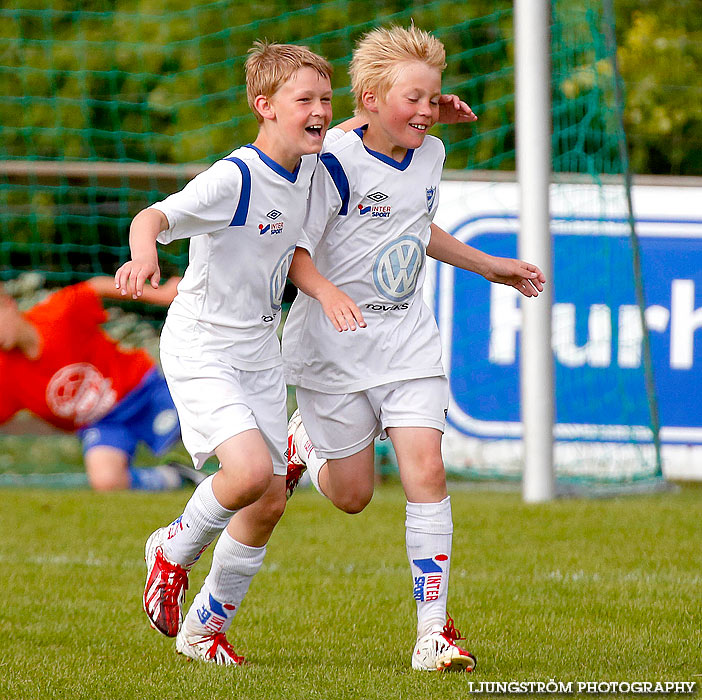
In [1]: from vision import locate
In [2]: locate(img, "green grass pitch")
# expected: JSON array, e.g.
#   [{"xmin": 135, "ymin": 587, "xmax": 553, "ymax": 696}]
[{"xmin": 1, "ymin": 483, "xmax": 701, "ymax": 700}]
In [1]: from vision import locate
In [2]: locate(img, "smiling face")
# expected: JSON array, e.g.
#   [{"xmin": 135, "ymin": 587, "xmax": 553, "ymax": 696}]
[
  {"xmin": 254, "ymin": 66, "xmax": 333, "ymax": 170},
  {"xmin": 362, "ymin": 61, "xmax": 442, "ymax": 161}
]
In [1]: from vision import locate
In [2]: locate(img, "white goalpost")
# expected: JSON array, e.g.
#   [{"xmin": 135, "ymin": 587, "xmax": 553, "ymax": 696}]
[{"xmin": 515, "ymin": 0, "xmax": 556, "ymax": 502}]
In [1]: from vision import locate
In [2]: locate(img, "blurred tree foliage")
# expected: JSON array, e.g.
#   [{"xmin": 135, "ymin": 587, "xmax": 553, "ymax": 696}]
[
  {"xmin": 0, "ymin": 0, "xmax": 699, "ymax": 174},
  {"xmin": 0, "ymin": 0, "xmax": 515, "ymax": 170},
  {"xmin": 615, "ymin": 0, "xmax": 702, "ymax": 175}
]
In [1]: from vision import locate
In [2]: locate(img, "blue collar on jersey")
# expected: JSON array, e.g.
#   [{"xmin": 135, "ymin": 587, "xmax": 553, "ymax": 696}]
[
  {"xmin": 353, "ymin": 126, "xmax": 415, "ymax": 171},
  {"xmin": 245, "ymin": 144, "xmax": 301, "ymax": 182}
]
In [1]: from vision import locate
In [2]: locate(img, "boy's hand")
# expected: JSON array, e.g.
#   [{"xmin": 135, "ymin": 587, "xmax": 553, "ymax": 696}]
[
  {"xmin": 438, "ymin": 94, "xmax": 478, "ymax": 124},
  {"xmin": 484, "ymin": 257, "xmax": 546, "ymax": 297},
  {"xmin": 317, "ymin": 285, "xmax": 367, "ymax": 332},
  {"xmin": 114, "ymin": 258, "xmax": 161, "ymax": 299}
]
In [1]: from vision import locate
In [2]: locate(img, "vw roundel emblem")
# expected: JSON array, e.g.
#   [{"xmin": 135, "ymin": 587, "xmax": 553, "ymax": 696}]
[
  {"xmin": 372, "ymin": 235, "xmax": 425, "ymax": 302},
  {"xmin": 270, "ymin": 245, "xmax": 296, "ymax": 311}
]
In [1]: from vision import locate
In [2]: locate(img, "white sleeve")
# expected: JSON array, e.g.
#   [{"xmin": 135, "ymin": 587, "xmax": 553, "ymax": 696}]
[
  {"xmin": 322, "ymin": 127, "xmax": 346, "ymax": 149},
  {"xmin": 299, "ymin": 155, "xmax": 346, "ymax": 255},
  {"xmin": 153, "ymin": 160, "xmax": 243, "ymax": 243}
]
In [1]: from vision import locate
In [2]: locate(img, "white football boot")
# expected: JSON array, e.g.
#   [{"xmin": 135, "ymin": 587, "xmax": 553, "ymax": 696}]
[
  {"xmin": 143, "ymin": 527, "xmax": 190, "ymax": 637},
  {"xmin": 285, "ymin": 409, "xmax": 308, "ymax": 499},
  {"xmin": 175, "ymin": 615, "xmax": 246, "ymax": 666},
  {"xmin": 412, "ymin": 616, "xmax": 476, "ymax": 672}
]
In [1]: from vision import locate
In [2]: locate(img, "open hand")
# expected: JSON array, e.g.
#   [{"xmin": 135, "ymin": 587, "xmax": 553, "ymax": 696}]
[
  {"xmin": 438, "ymin": 94, "xmax": 478, "ymax": 124},
  {"xmin": 114, "ymin": 258, "xmax": 161, "ymax": 299},
  {"xmin": 485, "ymin": 257, "xmax": 546, "ymax": 297},
  {"xmin": 318, "ymin": 285, "xmax": 366, "ymax": 332}
]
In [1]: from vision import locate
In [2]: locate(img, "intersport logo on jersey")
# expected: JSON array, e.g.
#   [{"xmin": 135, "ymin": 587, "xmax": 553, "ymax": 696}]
[{"xmin": 358, "ymin": 191, "xmax": 391, "ymax": 218}]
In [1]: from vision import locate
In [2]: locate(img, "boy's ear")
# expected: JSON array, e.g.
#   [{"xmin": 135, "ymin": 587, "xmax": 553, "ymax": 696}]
[
  {"xmin": 253, "ymin": 94, "xmax": 275, "ymax": 121},
  {"xmin": 361, "ymin": 90, "xmax": 379, "ymax": 114}
]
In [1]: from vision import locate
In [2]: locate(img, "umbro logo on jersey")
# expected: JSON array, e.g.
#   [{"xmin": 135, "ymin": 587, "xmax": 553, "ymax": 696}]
[
  {"xmin": 367, "ymin": 191, "xmax": 388, "ymax": 202},
  {"xmin": 266, "ymin": 209, "xmax": 282, "ymax": 220}
]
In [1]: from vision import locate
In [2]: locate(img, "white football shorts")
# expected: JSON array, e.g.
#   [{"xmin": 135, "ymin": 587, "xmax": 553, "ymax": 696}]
[
  {"xmin": 296, "ymin": 375, "xmax": 449, "ymax": 460},
  {"xmin": 160, "ymin": 350, "xmax": 287, "ymax": 474}
]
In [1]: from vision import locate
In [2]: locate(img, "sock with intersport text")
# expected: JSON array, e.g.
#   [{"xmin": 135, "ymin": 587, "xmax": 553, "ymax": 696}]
[
  {"xmin": 162, "ymin": 474, "xmax": 237, "ymax": 568},
  {"xmin": 405, "ymin": 496, "xmax": 454, "ymax": 640},
  {"xmin": 185, "ymin": 531, "xmax": 266, "ymax": 636}
]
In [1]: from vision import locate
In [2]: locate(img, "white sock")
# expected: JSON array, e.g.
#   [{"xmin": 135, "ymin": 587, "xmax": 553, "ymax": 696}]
[
  {"xmin": 295, "ymin": 419, "xmax": 328, "ymax": 497},
  {"xmin": 162, "ymin": 474, "xmax": 237, "ymax": 568},
  {"xmin": 405, "ymin": 496, "xmax": 453, "ymax": 640},
  {"xmin": 185, "ymin": 531, "xmax": 266, "ymax": 635}
]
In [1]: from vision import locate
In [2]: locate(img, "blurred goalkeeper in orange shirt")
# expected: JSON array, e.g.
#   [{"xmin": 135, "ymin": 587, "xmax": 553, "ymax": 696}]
[{"xmin": 0, "ymin": 276, "xmax": 202, "ymax": 491}]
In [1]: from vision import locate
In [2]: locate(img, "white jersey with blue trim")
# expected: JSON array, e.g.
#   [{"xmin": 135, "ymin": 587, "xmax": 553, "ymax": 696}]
[
  {"xmin": 283, "ymin": 128, "xmax": 446, "ymax": 393},
  {"xmin": 153, "ymin": 145, "xmax": 316, "ymax": 370}
]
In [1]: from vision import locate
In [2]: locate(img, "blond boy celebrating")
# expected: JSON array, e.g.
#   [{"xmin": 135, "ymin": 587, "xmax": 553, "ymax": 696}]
[
  {"xmin": 284, "ymin": 26, "xmax": 545, "ymax": 671},
  {"xmin": 115, "ymin": 42, "xmax": 363, "ymax": 665}
]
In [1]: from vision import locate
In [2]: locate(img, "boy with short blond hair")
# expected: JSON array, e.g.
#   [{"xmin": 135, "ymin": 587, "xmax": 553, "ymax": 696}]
[
  {"xmin": 116, "ymin": 41, "xmax": 363, "ymax": 665},
  {"xmin": 284, "ymin": 25, "xmax": 545, "ymax": 671}
]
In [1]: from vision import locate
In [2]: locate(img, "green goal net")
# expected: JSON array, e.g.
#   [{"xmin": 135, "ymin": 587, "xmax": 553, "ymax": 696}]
[{"xmin": 0, "ymin": 0, "xmax": 661, "ymax": 487}]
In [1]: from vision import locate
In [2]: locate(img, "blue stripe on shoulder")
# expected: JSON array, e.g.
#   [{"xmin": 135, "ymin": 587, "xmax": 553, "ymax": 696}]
[
  {"xmin": 224, "ymin": 157, "xmax": 251, "ymax": 226},
  {"xmin": 320, "ymin": 152, "xmax": 350, "ymax": 216}
]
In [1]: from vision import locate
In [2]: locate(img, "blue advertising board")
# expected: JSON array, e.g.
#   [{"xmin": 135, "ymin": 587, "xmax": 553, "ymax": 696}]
[{"xmin": 433, "ymin": 184, "xmax": 702, "ymax": 445}]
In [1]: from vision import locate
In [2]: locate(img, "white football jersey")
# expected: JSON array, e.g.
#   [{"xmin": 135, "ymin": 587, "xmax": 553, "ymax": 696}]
[
  {"xmin": 153, "ymin": 145, "xmax": 317, "ymax": 370},
  {"xmin": 283, "ymin": 128, "xmax": 446, "ymax": 392}
]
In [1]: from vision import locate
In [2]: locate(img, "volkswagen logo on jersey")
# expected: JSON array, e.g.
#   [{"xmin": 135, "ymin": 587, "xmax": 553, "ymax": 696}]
[
  {"xmin": 412, "ymin": 554, "xmax": 448, "ymax": 602},
  {"xmin": 372, "ymin": 235, "xmax": 425, "ymax": 302},
  {"xmin": 270, "ymin": 245, "xmax": 296, "ymax": 311},
  {"xmin": 426, "ymin": 186, "xmax": 437, "ymax": 213}
]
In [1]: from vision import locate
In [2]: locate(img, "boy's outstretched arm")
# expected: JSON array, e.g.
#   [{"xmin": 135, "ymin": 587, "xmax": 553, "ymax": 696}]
[
  {"xmin": 427, "ymin": 223, "xmax": 546, "ymax": 297},
  {"xmin": 88, "ymin": 275, "xmax": 180, "ymax": 306},
  {"xmin": 114, "ymin": 208, "xmax": 169, "ymax": 299},
  {"xmin": 288, "ymin": 247, "xmax": 366, "ymax": 332}
]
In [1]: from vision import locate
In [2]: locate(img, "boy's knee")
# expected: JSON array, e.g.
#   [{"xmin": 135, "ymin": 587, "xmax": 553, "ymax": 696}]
[
  {"xmin": 332, "ymin": 488, "xmax": 372, "ymax": 514},
  {"xmin": 259, "ymin": 490, "xmax": 287, "ymax": 526},
  {"xmin": 88, "ymin": 472, "xmax": 128, "ymax": 491},
  {"xmin": 217, "ymin": 459, "xmax": 273, "ymax": 504}
]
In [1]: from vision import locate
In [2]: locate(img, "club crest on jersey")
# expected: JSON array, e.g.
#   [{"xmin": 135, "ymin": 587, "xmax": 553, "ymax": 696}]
[
  {"xmin": 426, "ymin": 186, "xmax": 437, "ymax": 213},
  {"xmin": 358, "ymin": 191, "xmax": 391, "ymax": 218},
  {"xmin": 270, "ymin": 245, "xmax": 296, "ymax": 311},
  {"xmin": 46, "ymin": 363, "xmax": 116, "ymax": 424},
  {"xmin": 412, "ymin": 554, "xmax": 448, "ymax": 602},
  {"xmin": 372, "ymin": 235, "xmax": 425, "ymax": 302}
]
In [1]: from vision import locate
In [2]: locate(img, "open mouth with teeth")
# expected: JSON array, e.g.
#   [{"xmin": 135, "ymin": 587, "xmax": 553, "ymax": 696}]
[
  {"xmin": 305, "ymin": 124, "xmax": 324, "ymax": 136},
  {"xmin": 409, "ymin": 123, "xmax": 428, "ymax": 132}
]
